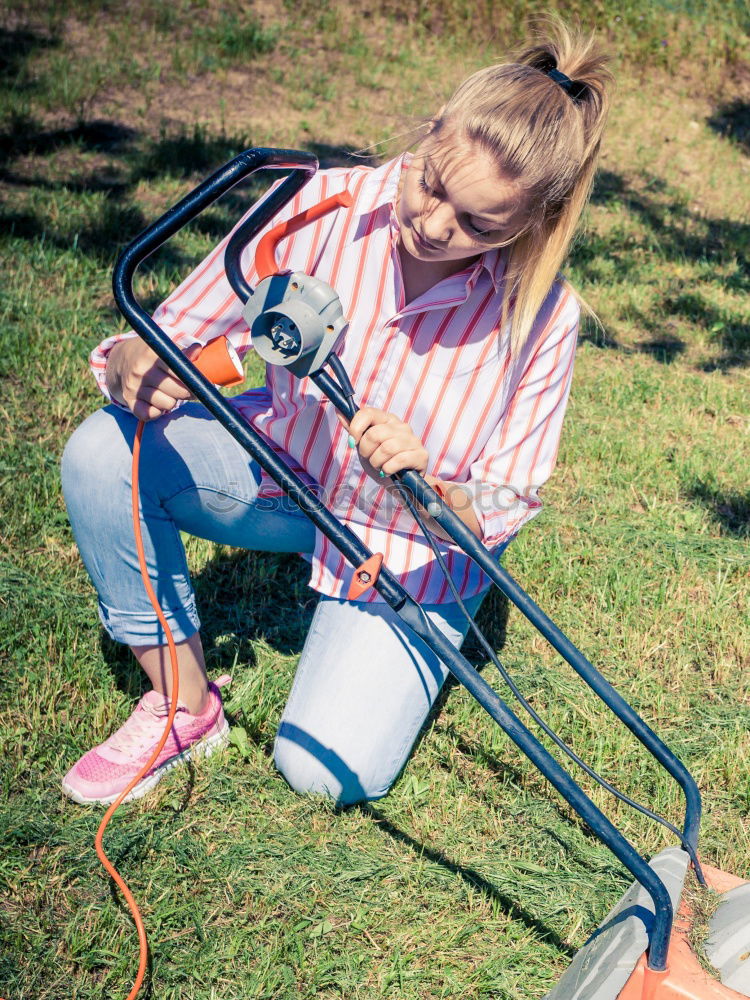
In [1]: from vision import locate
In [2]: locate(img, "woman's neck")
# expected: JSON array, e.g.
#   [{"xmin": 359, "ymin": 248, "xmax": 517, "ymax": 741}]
[{"xmin": 398, "ymin": 241, "xmax": 479, "ymax": 306}]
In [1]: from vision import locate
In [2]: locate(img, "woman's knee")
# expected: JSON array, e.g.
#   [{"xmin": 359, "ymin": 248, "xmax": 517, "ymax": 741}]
[
  {"xmin": 61, "ymin": 406, "xmax": 133, "ymax": 495},
  {"xmin": 273, "ymin": 722, "xmax": 389, "ymax": 806}
]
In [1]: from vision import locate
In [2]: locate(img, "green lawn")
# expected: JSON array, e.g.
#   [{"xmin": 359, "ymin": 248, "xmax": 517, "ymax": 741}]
[{"xmin": 1, "ymin": 2, "xmax": 749, "ymax": 998}]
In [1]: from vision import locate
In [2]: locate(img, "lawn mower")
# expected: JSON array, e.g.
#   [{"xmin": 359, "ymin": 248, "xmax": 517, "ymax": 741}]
[{"xmin": 102, "ymin": 147, "xmax": 749, "ymax": 1000}]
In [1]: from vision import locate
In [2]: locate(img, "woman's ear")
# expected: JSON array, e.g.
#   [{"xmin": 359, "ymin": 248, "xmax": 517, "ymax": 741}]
[{"xmin": 427, "ymin": 106, "xmax": 446, "ymax": 132}]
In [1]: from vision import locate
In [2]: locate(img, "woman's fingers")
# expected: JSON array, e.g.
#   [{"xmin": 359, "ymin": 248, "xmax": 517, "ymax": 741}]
[
  {"xmin": 359, "ymin": 423, "xmax": 417, "ymax": 463},
  {"xmin": 153, "ymin": 342, "xmax": 202, "ymax": 385},
  {"xmin": 372, "ymin": 446, "xmax": 429, "ymax": 477},
  {"xmin": 365, "ymin": 434, "xmax": 401, "ymax": 467},
  {"xmin": 138, "ymin": 384, "xmax": 187, "ymax": 412},
  {"xmin": 343, "ymin": 406, "xmax": 429, "ymax": 479},
  {"xmin": 130, "ymin": 397, "xmax": 172, "ymax": 422},
  {"xmin": 347, "ymin": 406, "xmax": 397, "ymax": 442},
  {"xmin": 121, "ymin": 380, "xmax": 180, "ymax": 419},
  {"xmin": 124, "ymin": 389, "xmax": 177, "ymax": 422},
  {"xmin": 356, "ymin": 423, "xmax": 394, "ymax": 461},
  {"xmin": 121, "ymin": 343, "xmax": 204, "ymax": 418},
  {"xmin": 141, "ymin": 369, "xmax": 194, "ymax": 401},
  {"xmin": 352, "ymin": 415, "xmax": 405, "ymax": 453}
]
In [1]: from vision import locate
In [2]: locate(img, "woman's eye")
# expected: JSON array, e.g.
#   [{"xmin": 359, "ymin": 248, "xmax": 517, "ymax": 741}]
[
  {"xmin": 419, "ymin": 172, "xmax": 438, "ymax": 196},
  {"xmin": 417, "ymin": 169, "xmax": 496, "ymax": 239}
]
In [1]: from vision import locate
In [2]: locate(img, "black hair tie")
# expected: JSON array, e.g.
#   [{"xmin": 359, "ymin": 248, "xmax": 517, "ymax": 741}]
[{"xmin": 546, "ymin": 66, "xmax": 587, "ymax": 103}]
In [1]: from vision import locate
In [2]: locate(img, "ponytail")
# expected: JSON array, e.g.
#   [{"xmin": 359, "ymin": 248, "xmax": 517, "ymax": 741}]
[{"xmin": 433, "ymin": 18, "xmax": 612, "ymax": 355}]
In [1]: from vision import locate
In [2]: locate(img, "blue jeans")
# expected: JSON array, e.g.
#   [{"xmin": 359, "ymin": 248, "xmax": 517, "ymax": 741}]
[{"xmin": 62, "ymin": 403, "xmax": 492, "ymax": 804}]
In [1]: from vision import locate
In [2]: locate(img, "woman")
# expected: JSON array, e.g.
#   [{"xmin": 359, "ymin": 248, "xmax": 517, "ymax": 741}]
[{"xmin": 61, "ymin": 21, "xmax": 611, "ymax": 807}]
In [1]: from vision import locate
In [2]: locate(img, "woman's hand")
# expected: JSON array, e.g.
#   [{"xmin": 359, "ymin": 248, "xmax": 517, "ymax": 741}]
[
  {"xmin": 338, "ymin": 406, "xmax": 429, "ymax": 481},
  {"xmin": 106, "ymin": 338, "xmax": 201, "ymax": 421},
  {"xmin": 338, "ymin": 406, "xmax": 483, "ymax": 539}
]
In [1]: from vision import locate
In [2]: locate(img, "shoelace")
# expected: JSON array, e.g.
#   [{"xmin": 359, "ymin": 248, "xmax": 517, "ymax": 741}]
[{"xmin": 107, "ymin": 699, "xmax": 187, "ymax": 755}]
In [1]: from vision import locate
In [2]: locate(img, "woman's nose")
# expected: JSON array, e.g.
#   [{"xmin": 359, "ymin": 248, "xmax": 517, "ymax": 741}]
[{"xmin": 422, "ymin": 202, "xmax": 453, "ymax": 243}]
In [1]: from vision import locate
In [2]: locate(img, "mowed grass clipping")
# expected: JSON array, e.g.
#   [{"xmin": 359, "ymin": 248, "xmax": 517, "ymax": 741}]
[{"xmin": 1, "ymin": 1, "xmax": 749, "ymax": 998}]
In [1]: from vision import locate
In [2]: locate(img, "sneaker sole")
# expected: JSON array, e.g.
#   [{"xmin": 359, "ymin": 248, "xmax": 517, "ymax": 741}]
[{"xmin": 62, "ymin": 720, "xmax": 230, "ymax": 806}]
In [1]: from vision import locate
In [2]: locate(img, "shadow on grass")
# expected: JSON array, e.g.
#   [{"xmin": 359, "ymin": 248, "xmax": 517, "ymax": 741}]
[
  {"xmin": 100, "ymin": 548, "xmax": 315, "ymax": 702},
  {"xmin": 685, "ymin": 480, "xmax": 750, "ymax": 538},
  {"xmin": 100, "ymin": 546, "xmax": 513, "ymax": 790},
  {"xmin": 707, "ymin": 100, "xmax": 750, "ymax": 156},
  {"xmin": 422, "ymin": 585, "xmax": 510, "ymax": 717},
  {"xmin": 464, "ymin": 586, "xmax": 510, "ymax": 665},
  {"xmin": 571, "ymin": 168, "xmax": 750, "ymax": 371},
  {"xmin": 0, "ymin": 119, "xmax": 379, "ymax": 323},
  {"xmin": 0, "ymin": 117, "xmax": 285, "ymax": 274},
  {"xmin": 634, "ymin": 332, "xmax": 687, "ymax": 364},
  {"xmin": 0, "ymin": 117, "xmax": 136, "ymax": 167},
  {"xmin": 102, "ymin": 547, "xmax": 511, "ymax": 698},
  {"xmin": 0, "ymin": 25, "xmax": 59, "ymax": 91},
  {"xmin": 362, "ymin": 804, "xmax": 578, "ymax": 957}
]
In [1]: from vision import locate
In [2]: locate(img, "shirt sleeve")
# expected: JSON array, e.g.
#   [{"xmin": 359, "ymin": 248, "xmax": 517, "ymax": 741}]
[
  {"xmin": 464, "ymin": 285, "xmax": 580, "ymax": 549},
  {"xmin": 88, "ymin": 176, "xmax": 302, "ymax": 402}
]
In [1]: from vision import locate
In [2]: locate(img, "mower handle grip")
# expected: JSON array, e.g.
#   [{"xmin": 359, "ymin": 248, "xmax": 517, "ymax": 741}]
[
  {"xmin": 255, "ymin": 190, "xmax": 353, "ymax": 280},
  {"xmin": 113, "ymin": 147, "xmax": 318, "ymax": 347}
]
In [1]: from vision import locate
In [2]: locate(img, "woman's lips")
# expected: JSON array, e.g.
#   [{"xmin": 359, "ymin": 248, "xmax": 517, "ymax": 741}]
[{"xmin": 412, "ymin": 227, "xmax": 440, "ymax": 252}]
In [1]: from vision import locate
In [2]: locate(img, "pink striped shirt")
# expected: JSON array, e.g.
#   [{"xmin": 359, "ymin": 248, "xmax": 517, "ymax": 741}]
[{"xmin": 91, "ymin": 154, "xmax": 580, "ymax": 604}]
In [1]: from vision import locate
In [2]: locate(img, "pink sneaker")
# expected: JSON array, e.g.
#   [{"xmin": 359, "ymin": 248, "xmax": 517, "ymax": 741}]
[{"xmin": 62, "ymin": 675, "xmax": 231, "ymax": 805}]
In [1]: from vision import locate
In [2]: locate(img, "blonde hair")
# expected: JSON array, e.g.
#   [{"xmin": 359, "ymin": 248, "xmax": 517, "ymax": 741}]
[{"xmin": 432, "ymin": 19, "xmax": 612, "ymax": 356}]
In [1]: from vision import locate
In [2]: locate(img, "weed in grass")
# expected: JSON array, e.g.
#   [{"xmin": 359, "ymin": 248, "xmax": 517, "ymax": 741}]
[
  {"xmin": 202, "ymin": 11, "xmax": 280, "ymax": 69},
  {"xmin": 40, "ymin": 51, "xmax": 109, "ymax": 121}
]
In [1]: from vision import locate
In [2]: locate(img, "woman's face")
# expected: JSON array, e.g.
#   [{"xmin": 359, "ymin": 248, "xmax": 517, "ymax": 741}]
[{"xmin": 397, "ymin": 134, "xmax": 530, "ymax": 265}]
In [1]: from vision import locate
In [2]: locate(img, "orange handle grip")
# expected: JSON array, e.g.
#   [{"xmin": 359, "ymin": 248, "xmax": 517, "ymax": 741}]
[
  {"xmin": 193, "ymin": 337, "xmax": 245, "ymax": 387},
  {"xmin": 254, "ymin": 190, "xmax": 353, "ymax": 281}
]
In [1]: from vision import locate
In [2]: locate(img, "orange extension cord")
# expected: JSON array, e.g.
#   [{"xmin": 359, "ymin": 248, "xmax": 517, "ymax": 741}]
[
  {"xmin": 91, "ymin": 338, "xmax": 243, "ymax": 999},
  {"xmin": 93, "ymin": 419, "xmax": 180, "ymax": 1000}
]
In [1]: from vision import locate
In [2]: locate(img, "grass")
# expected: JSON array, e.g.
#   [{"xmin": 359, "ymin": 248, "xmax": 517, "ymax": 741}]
[
  {"xmin": 1, "ymin": 1, "xmax": 749, "ymax": 998},
  {"xmin": 684, "ymin": 869, "xmax": 723, "ymax": 978}
]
